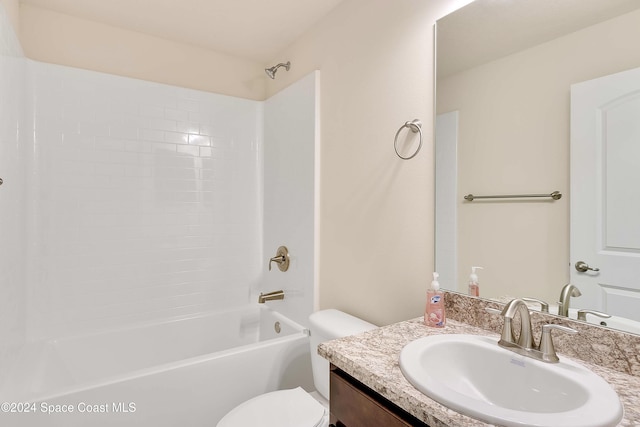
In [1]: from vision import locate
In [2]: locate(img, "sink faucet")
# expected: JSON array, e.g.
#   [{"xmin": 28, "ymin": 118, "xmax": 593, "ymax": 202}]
[
  {"xmin": 558, "ymin": 284, "xmax": 582, "ymax": 316},
  {"xmin": 499, "ymin": 299, "xmax": 534, "ymax": 350},
  {"xmin": 489, "ymin": 298, "xmax": 577, "ymax": 363}
]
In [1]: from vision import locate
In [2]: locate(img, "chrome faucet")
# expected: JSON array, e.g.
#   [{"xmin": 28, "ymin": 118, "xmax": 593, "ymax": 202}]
[
  {"xmin": 489, "ymin": 298, "xmax": 577, "ymax": 363},
  {"xmin": 258, "ymin": 290, "xmax": 285, "ymax": 303},
  {"xmin": 558, "ymin": 284, "xmax": 582, "ymax": 316}
]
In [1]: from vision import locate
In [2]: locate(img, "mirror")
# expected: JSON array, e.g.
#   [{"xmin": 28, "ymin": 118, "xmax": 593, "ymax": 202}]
[{"xmin": 435, "ymin": 0, "xmax": 640, "ymax": 334}]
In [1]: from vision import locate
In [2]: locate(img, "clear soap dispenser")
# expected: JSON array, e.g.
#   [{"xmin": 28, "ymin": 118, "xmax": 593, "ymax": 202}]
[{"xmin": 468, "ymin": 266, "xmax": 483, "ymax": 297}]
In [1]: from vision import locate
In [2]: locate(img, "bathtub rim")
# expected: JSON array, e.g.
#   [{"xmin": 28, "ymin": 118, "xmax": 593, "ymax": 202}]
[
  {"xmin": 6, "ymin": 304, "xmax": 309, "ymax": 403},
  {"xmin": 49, "ymin": 303, "xmax": 304, "ymax": 343}
]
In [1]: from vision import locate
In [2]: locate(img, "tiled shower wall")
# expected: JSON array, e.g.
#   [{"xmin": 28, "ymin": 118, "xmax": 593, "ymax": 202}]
[
  {"xmin": 1, "ymin": 2, "xmax": 315, "ymax": 344},
  {"xmin": 26, "ymin": 62, "xmax": 263, "ymax": 340},
  {"xmin": 0, "ymin": 6, "xmax": 26, "ymax": 382}
]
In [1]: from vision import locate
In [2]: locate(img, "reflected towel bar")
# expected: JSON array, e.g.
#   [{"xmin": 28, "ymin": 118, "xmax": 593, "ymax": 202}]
[{"xmin": 464, "ymin": 191, "xmax": 562, "ymax": 201}]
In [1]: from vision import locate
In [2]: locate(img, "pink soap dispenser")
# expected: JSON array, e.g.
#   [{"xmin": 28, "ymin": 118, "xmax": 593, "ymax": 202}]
[{"xmin": 425, "ymin": 272, "xmax": 446, "ymax": 328}]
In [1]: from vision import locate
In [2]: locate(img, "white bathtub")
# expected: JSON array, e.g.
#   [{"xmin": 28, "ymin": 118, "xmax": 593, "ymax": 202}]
[{"xmin": 0, "ymin": 305, "xmax": 313, "ymax": 427}]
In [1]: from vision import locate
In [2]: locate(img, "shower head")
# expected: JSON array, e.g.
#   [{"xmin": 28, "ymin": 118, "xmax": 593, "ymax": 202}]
[{"xmin": 265, "ymin": 61, "xmax": 291, "ymax": 79}]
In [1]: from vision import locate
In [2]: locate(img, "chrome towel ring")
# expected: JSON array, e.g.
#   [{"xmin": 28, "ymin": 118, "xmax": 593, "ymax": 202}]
[{"xmin": 394, "ymin": 119, "xmax": 423, "ymax": 160}]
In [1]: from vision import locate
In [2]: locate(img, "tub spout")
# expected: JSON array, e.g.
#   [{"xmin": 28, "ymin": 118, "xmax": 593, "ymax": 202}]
[{"xmin": 258, "ymin": 290, "xmax": 285, "ymax": 304}]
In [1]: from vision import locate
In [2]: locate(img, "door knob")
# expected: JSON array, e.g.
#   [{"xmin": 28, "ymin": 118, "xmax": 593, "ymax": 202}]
[{"xmin": 575, "ymin": 261, "xmax": 599, "ymax": 273}]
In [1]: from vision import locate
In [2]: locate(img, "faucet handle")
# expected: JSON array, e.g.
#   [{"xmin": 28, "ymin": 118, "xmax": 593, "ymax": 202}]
[
  {"xmin": 539, "ymin": 324, "xmax": 577, "ymax": 363},
  {"xmin": 522, "ymin": 297, "xmax": 549, "ymax": 313},
  {"xmin": 484, "ymin": 307, "xmax": 515, "ymax": 343},
  {"xmin": 268, "ymin": 246, "xmax": 290, "ymax": 272},
  {"xmin": 268, "ymin": 255, "xmax": 284, "ymax": 271},
  {"xmin": 485, "ymin": 307, "xmax": 517, "ymax": 343},
  {"xmin": 577, "ymin": 309, "xmax": 611, "ymax": 321}
]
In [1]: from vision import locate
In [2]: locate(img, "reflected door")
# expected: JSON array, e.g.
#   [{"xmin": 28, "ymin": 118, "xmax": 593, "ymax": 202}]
[{"xmin": 570, "ymin": 66, "xmax": 640, "ymax": 321}]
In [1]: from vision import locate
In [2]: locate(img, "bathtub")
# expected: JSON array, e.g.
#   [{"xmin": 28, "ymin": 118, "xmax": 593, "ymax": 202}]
[{"xmin": 0, "ymin": 305, "xmax": 313, "ymax": 427}]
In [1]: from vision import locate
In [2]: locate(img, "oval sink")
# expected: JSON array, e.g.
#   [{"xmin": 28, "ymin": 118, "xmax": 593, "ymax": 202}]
[{"xmin": 399, "ymin": 334, "xmax": 623, "ymax": 427}]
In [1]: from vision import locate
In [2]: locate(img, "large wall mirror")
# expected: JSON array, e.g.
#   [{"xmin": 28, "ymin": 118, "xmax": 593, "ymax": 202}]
[{"xmin": 435, "ymin": 0, "xmax": 640, "ymax": 334}]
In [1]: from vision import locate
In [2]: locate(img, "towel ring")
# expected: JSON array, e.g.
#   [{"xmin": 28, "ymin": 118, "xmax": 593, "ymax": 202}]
[{"xmin": 394, "ymin": 119, "xmax": 423, "ymax": 160}]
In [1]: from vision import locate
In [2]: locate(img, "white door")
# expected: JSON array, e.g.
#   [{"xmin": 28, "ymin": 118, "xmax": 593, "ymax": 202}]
[{"xmin": 570, "ymin": 67, "xmax": 640, "ymax": 321}]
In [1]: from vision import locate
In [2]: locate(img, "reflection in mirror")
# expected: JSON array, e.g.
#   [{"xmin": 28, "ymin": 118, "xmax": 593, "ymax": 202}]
[{"xmin": 435, "ymin": 0, "xmax": 640, "ymax": 335}]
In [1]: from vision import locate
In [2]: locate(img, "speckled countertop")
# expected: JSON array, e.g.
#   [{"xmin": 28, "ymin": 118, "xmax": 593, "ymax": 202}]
[{"xmin": 318, "ymin": 317, "xmax": 640, "ymax": 427}]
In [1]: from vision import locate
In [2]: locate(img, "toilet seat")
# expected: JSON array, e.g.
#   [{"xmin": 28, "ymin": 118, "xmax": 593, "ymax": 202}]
[{"xmin": 217, "ymin": 387, "xmax": 327, "ymax": 427}]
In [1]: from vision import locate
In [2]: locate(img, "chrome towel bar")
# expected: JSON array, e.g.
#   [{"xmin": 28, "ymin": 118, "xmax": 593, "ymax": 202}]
[{"xmin": 464, "ymin": 191, "xmax": 562, "ymax": 201}]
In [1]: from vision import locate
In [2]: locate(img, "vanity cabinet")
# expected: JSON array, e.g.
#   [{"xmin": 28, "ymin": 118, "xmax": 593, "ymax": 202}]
[{"xmin": 329, "ymin": 365, "xmax": 429, "ymax": 427}]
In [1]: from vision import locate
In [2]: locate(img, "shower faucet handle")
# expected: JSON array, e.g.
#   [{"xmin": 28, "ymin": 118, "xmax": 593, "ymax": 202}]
[{"xmin": 268, "ymin": 246, "xmax": 290, "ymax": 272}]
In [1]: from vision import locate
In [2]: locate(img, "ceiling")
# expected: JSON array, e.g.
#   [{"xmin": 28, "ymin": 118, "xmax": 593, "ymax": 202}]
[
  {"xmin": 437, "ymin": 0, "xmax": 640, "ymax": 78},
  {"xmin": 19, "ymin": 0, "xmax": 348, "ymax": 63}
]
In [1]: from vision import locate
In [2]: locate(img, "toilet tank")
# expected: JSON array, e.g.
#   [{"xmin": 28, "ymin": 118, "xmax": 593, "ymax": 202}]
[{"xmin": 308, "ymin": 309, "xmax": 377, "ymax": 400}]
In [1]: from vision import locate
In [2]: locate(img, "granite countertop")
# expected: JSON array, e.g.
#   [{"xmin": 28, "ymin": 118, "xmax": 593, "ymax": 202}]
[{"xmin": 318, "ymin": 317, "xmax": 640, "ymax": 427}]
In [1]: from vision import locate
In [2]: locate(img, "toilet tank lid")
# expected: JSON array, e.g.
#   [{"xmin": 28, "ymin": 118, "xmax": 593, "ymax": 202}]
[{"xmin": 309, "ymin": 309, "xmax": 377, "ymax": 339}]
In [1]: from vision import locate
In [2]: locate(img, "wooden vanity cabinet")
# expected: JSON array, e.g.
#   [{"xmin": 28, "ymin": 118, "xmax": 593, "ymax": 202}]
[{"xmin": 329, "ymin": 365, "xmax": 429, "ymax": 427}]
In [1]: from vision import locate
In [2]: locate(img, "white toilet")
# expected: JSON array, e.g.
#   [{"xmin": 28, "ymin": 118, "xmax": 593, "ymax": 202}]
[{"xmin": 217, "ymin": 309, "xmax": 377, "ymax": 427}]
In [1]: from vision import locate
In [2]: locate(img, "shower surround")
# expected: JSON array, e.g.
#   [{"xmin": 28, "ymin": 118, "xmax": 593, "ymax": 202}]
[
  {"xmin": 0, "ymin": 4, "xmax": 318, "ymax": 410},
  {"xmin": 0, "ymin": 5, "xmax": 27, "ymax": 389},
  {"xmin": 27, "ymin": 62, "xmax": 264, "ymax": 340}
]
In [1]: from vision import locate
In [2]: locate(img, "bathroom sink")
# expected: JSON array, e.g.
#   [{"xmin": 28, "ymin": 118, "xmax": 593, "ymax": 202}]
[{"xmin": 399, "ymin": 334, "xmax": 623, "ymax": 427}]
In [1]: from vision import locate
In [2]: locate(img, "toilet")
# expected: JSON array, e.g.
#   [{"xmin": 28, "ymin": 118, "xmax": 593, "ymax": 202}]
[{"xmin": 217, "ymin": 309, "xmax": 377, "ymax": 427}]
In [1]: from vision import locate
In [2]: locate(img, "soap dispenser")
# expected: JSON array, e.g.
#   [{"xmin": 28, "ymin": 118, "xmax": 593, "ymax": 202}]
[
  {"xmin": 425, "ymin": 272, "xmax": 446, "ymax": 328},
  {"xmin": 468, "ymin": 266, "xmax": 483, "ymax": 297}
]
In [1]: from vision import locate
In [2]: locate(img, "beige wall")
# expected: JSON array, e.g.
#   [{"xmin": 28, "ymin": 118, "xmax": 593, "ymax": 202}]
[
  {"xmin": 266, "ymin": 0, "xmax": 471, "ymax": 325},
  {"xmin": 0, "ymin": 0, "xmax": 18, "ymax": 33},
  {"xmin": 19, "ymin": 4, "xmax": 266, "ymax": 100},
  {"xmin": 437, "ymin": 9, "xmax": 640, "ymax": 304}
]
